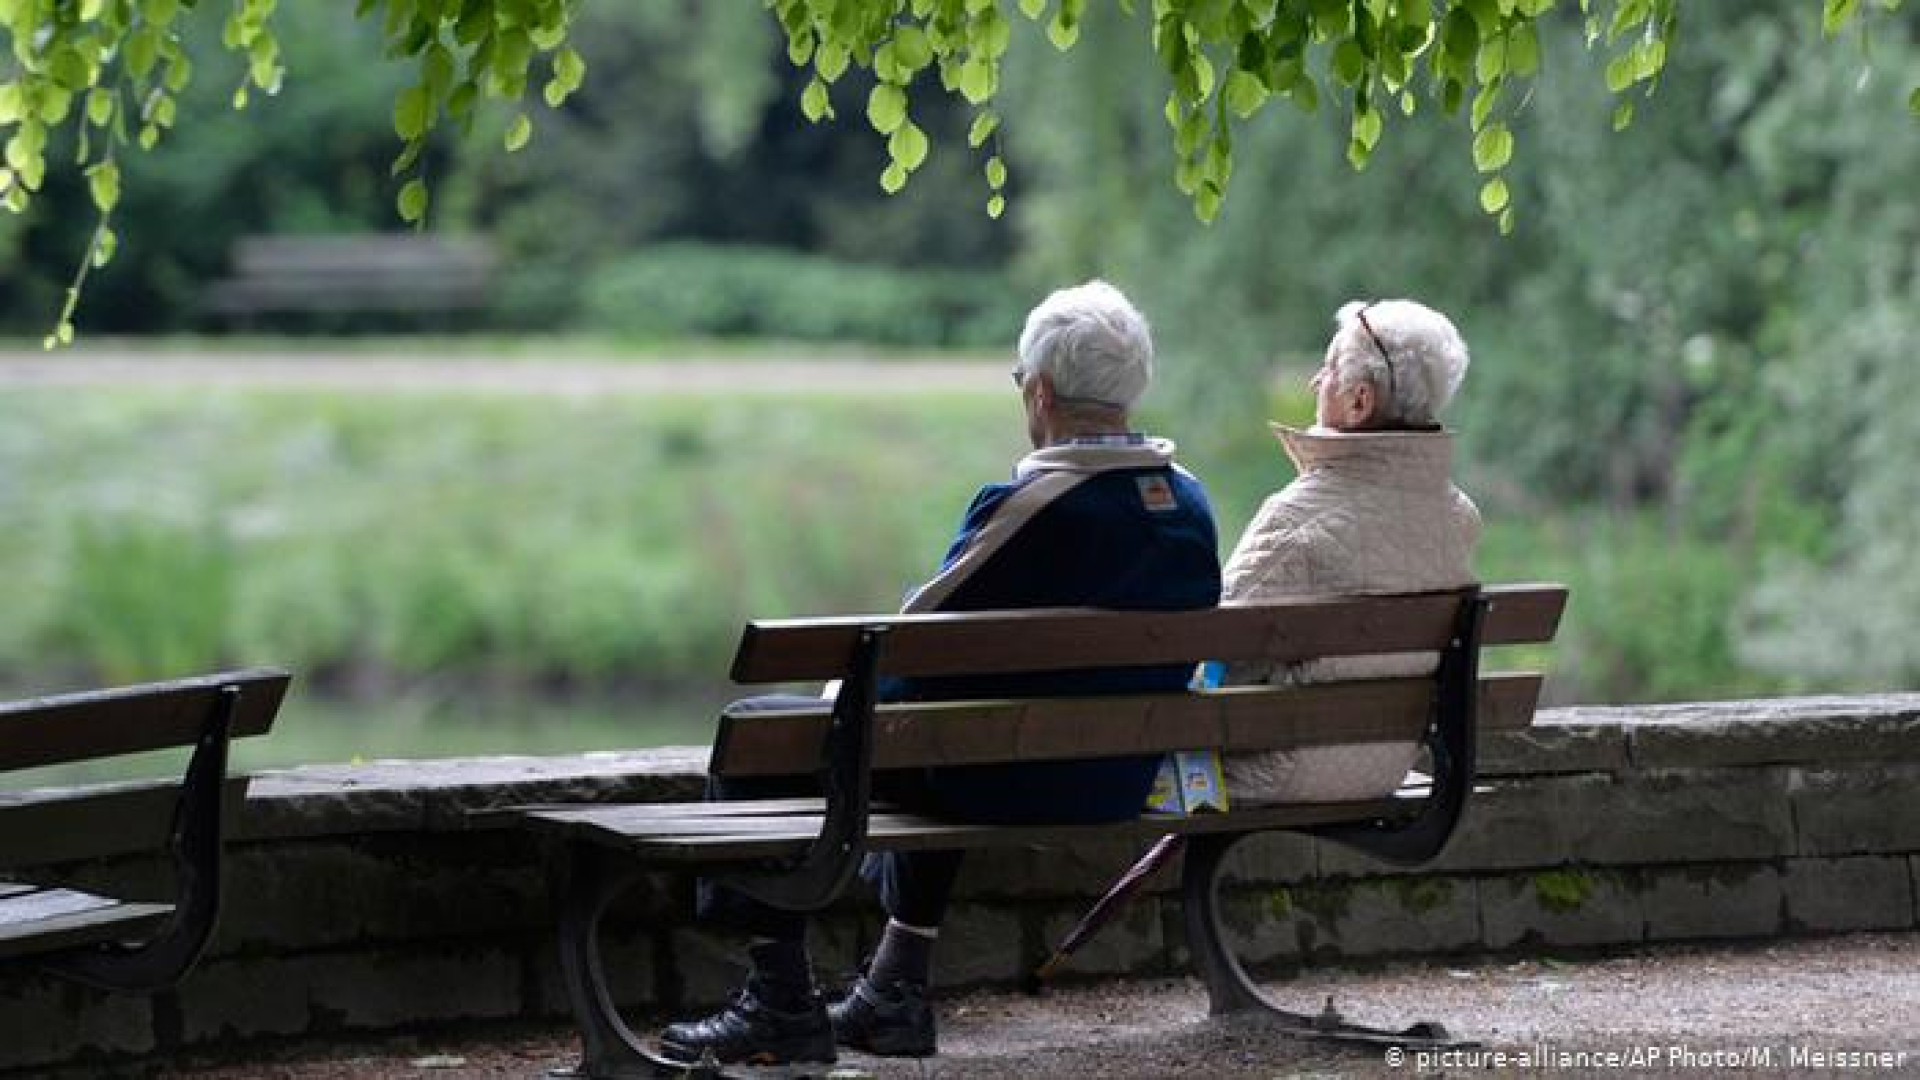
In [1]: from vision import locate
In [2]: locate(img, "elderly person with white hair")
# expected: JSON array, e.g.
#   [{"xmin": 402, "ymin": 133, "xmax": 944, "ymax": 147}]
[
  {"xmin": 1217, "ymin": 298, "xmax": 1478, "ymax": 805},
  {"xmin": 660, "ymin": 280, "xmax": 1221, "ymax": 1068}
]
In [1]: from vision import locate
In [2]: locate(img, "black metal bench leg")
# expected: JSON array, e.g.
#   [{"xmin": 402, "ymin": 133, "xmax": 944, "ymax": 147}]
[
  {"xmin": 549, "ymin": 844, "xmax": 733, "ymax": 1080},
  {"xmin": 1180, "ymin": 832, "xmax": 1466, "ymax": 1049},
  {"xmin": 43, "ymin": 684, "xmax": 239, "ymax": 991}
]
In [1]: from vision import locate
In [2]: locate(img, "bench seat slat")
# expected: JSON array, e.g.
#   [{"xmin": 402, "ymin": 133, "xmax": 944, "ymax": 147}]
[
  {"xmin": 730, "ymin": 585, "xmax": 1565, "ymax": 683},
  {"xmin": 0, "ymin": 887, "xmax": 173, "ymax": 961},
  {"xmin": 513, "ymin": 798, "xmax": 1406, "ymax": 861},
  {"xmin": 713, "ymin": 672, "xmax": 1543, "ymax": 778}
]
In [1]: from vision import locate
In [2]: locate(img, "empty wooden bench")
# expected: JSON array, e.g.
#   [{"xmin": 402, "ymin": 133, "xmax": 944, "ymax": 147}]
[
  {"xmin": 504, "ymin": 584, "xmax": 1565, "ymax": 1077},
  {"xmin": 204, "ymin": 235, "xmax": 496, "ymax": 323},
  {"xmin": 0, "ymin": 669, "xmax": 290, "ymax": 990}
]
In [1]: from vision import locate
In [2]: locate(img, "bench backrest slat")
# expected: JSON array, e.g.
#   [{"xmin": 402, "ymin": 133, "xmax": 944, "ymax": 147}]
[
  {"xmin": 712, "ymin": 671, "xmax": 1544, "ymax": 777},
  {"xmin": 0, "ymin": 669, "xmax": 290, "ymax": 774},
  {"xmin": 729, "ymin": 584, "xmax": 1565, "ymax": 683}
]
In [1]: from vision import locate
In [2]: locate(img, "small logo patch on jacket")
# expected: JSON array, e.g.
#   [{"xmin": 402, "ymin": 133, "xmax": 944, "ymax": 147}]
[{"xmin": 1136, "ymin": 475, "xmax": 1177, "ymax": 512}]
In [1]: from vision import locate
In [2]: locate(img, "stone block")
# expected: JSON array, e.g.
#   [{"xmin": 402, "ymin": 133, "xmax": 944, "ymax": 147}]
[
  {"xmin": 1791, "ymin": 764, "xmax": 1920, "ymax": 857},
  {"xmin": 1782, "ymin": 857, "xmax": 1916, "ymax": 933},
  {"xmin": 1212, "ymin": 832, "xmax": 1319, "ymax": 887},
  {"xmin": 0, "ymin": 977, "xmax": 154, "ymax": 1070},
  {"xmin": 1639, "ymin": 864, "xmax": 1782, "ymax": 941},
  {"xmin": 177, "ymin": 948, "xmax": 523, "ymax": 1043},
  {"xmin": 928, "ymin": 905, "xmax": 1024, "ymax": 990},
  {"xmin": 1038, "ymin": 895, "xmax": 1168, "ymax": 978},
  {"xmin": 1624, "ymin": 696, "xmax": 1920, "ymax": 770},
  {"xmin": 1480, "ymin": 868, "xmax": 1644, "ymax": 950},
  {"xmin": 1293, "ymin": 876, "xmax": 1480, "ymax": 959},
  {"xmin": 1208, "ymin": 885, "xmax": 1308, "ymax": 967},
  {"xmin": 666, "ymin": 927, "xmax": 750, "ymax": 1010},
  {"xmin": 1479, "ymin": 718, "xmax": 1629, "ymax": 777},
  {"xmin": 958, "ymin": 838, "xmax": 1163, "ymax": 901},
  {"xmin": 238, "ymin": 749, "xmax": 712, "ymax": 841},
  {"xmin": 216, "ymin": 835, "xmax": 553, "ymax": 953},
  {"xmin": 1320, "ymin": 775, "xmax": 1603, "ymax": 878},
  {"xmin": 1562, "ymin": 769, "xmax": 1792, "ymax": 866}
]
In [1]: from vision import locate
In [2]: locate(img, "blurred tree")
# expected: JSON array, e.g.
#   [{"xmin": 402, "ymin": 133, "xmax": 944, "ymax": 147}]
[{"xmin": 8, "ymin": 0, "xmax": 1913, "ymax": 339}]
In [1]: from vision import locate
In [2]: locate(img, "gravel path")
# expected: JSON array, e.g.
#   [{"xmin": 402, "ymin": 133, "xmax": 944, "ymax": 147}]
[{"xmin": 155, "ymin": 931, "xmax": 1919, "ymax": 1078}]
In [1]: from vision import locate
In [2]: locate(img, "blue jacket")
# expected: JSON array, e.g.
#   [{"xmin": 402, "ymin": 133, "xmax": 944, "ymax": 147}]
[{"xmin": 883, "ymin": 436, "xmax": 1221, "ymax": 824}]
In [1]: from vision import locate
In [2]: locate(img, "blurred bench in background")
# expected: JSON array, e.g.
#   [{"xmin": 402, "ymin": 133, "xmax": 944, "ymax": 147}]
[{"xmin": 205, "ymin": 235, "xmax": 496, "ymax": 325}]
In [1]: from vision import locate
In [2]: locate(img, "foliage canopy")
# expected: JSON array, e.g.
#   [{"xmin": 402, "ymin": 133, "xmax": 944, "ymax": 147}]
[{"xmin": 3, "ymin": 0, "xmax": 1914, "ymax": 342}]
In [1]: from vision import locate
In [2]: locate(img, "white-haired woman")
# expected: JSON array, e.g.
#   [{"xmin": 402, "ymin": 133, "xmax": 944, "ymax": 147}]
[{"xmin": 1218, "ymin": 298, "xmax": 1479, "ymax": 804}]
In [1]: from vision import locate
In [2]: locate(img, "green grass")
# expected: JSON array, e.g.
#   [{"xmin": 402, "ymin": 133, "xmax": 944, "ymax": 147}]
[
  {"xmin": 0, "ymin": 387, "xmax": 1025, "ymax": 694},
  {"xmin": 0, "ymin": 374, "xmax": 1802, "ymax": 780}
]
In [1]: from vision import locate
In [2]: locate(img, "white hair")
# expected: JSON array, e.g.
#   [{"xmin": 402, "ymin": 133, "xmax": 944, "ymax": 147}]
[
  {"xmin": 1015, "ymin": 279, "xmax": 1154, "ymax": 410},
  {"xmin": 1330, "ymin": 298, "xmax": 1470, "ymax": 427}
]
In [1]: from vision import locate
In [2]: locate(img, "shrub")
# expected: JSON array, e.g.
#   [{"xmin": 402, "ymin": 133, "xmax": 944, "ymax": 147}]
[{"xmin": 581, "ymin": 243, "xmax": 1023, "ymax": 350}]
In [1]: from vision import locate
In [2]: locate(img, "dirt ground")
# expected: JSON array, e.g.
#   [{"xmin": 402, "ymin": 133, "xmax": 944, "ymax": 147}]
[{"xmin": 154, "ymin": 931, "xmax": 1919, "ymax": 1079}]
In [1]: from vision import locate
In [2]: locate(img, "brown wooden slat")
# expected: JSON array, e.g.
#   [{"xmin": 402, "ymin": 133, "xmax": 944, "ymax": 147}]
[
  {"xmin": 513, "ymin": 798, "xmax": 1407, "ymax": 862},
  {"xmin": 0, "ymin": 888, "xmax": 172, "ymax": 961},
  {"xmin": 729, "ymin": 585, "xmax": 1565, "ymax": 683},
  {"xmin": 0, "ymin": 777, "xmax": 251, "ymax": 867},
  {"xmin": 0, "ymin": 668, "xmax": 291, "ymax": 773},
  {"xmin": 711, "ymin": 673, "xmax": 1544, "ymax": 778}
]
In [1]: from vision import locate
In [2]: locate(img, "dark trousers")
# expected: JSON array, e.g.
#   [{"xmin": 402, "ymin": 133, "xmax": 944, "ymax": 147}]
[{"xmin": 695, "ymin": 697, "xmax": 963, "ymax": 942}]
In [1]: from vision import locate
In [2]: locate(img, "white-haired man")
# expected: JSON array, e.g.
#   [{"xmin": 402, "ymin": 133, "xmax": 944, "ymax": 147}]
[
  {"xmin": 660, "ymin": 280, "xmax": 1222, "ymax": 1066},
  {"xmin": 1217, "ymin": 298, "xmax": 1480, "ymax": 804}
]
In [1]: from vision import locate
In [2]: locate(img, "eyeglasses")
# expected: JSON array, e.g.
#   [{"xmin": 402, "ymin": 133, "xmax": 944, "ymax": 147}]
[{"xmin": 1354, "ymin": 303, "xmax": 1398, "ymax": 408}]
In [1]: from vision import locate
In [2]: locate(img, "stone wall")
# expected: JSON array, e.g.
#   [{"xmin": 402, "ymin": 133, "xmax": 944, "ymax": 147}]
[{"xmin": 3, "ymin": 695, "xmax": 1917, "ymax": 1074}]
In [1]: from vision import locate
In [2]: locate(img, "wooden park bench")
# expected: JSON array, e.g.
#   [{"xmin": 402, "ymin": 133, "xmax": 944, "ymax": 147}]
[
  {"xmin": 204, "ymin": 235, "xmax": 496, "ymax": 324},
  {"xmin": 0, "ymin": 669, "xmax": 290, "ymax": 990},
  {"xmin": 504, "ymin": 584, "xmax": 1565, "ymax": 1077}
]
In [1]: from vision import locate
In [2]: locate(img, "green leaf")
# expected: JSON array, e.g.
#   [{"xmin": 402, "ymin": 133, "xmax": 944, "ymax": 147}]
[
  {"xmin": 1478, "ymin": 175, "xmax": 1509, "ymax": 213},
  {"xmin": 1604, "ymin": 53, "xmax": 1635, "ymax": 93},
  {"xmin": 1822, "ymin": 0, "xmax": 1859, "ymax": 37},
  {"xmin": 891, "ymin": 24, "xmax": 932, "ymax": 71},
  {"xmin": 1910, "ymin": 87, "xmax": 1920, "ymax": 116},
  {"xmin": 86, "ymin": 160, "xmax": 120, "ymax": 211},
  {"xmin": 0, "ymin": 84, "xmax": 21, "ymax": 125},
  {"xmin": 879, "ymin": 161, "xmax": 908, "ymax": 193},
  {"xmin": 986, "ymin": 193, "xmax": 1006, "ymax": 218},
  {"xmin": 1612, "ymin": 99, "xmax": 1635, "ymax": 130},
  {"xmin": 985, "ymin": 154, "xmax": 1008, "ymax": 188},
  {"xmin": 505, "ymin": 112, "xmax": 532, "ymax": 151},
  {"xmin": 1508, "ymin": 24, "xmax": 1541, "ymax": 77},
  {"xmin": 394, "ymin": 85, "xmax": 431, "ymax": 140},
  {"xmin": 127, "ymin": 28, "xmax": 161, "ymax": 80},
  {"xmin": 1352, "ymin": 105, "xmax": 1383, "ymax": 150},
  {"xmin": 867, "ymin": 82, "xmax": 907, "ymax": 134},
  {"xmin": 1019, "ymin": 0, "xmax": 1047, "ymax": 16},
  {"xmin": 889, "ymin": 120, "xmax": 929, "ymax": 172},
  {"xmin": 801, "ymin": 77, "xmax": 833, "ymax": 121},
  {"xmin": 1472, "ymin": 122, "xmax": 1513, "ymax": 171},
  {"xmin": 957, "ymin": 58, "xmax": 995, "ymax": 103},
  {"xmin": 1223, "ymin": 69, "xmax": 1267, "ymax": 118},
  {"xmin": 398, "ymin": 177, "xmax": 429, "ymax": 223},
  {"xmin": 86, "ymin": 89, "xmax": 114, "ymax": 127},
  {"xmin": 1047, "ymin": 18, "xmax": 1079, "ymax": 49},
  {"xmin": 1332, "ymin": 40, "xmax": 1367, "ymax": 86},
  {"xmin": 968, "ymin": 109, "xmax": 1000, "ymax": 148}
]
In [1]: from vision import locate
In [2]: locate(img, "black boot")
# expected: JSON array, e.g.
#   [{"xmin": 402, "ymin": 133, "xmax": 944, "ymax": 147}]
[
  {"xmin": 659, "ymin": 986, "xmax": 836, "ymax": 1066},
  {"xmin": 829, "ymin": 973, "xmax": 937, "ymax": 1057}
]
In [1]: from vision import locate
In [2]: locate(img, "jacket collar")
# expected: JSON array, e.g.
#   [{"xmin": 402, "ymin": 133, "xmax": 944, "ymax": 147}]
[
  {"xmin": 1014, "ymin": 435, "xmax": 1177, "ymax": 479},
  {"xmin": 1271, "ymin": 423, "xmax": 1455, "ymax": 488}
]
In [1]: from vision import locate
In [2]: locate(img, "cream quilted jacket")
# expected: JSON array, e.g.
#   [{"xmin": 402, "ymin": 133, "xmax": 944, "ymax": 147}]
[{"xmin": 1220, "ymin": 424, "xmax": 1480, "ymax": 804}]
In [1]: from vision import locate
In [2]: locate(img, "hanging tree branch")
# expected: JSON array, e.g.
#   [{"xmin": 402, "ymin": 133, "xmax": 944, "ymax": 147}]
[{"xmin": 1, "ymin": 0, "xmax": 1913, "ymax": 344}]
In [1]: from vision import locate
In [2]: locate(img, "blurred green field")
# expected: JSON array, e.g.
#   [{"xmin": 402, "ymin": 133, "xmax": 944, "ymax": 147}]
[{"xmin": 0, "ymin": 370, "xmax": 1813, "ymax": 780}]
